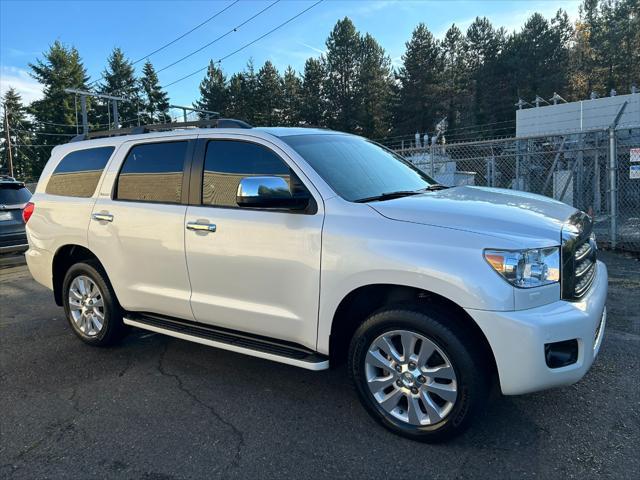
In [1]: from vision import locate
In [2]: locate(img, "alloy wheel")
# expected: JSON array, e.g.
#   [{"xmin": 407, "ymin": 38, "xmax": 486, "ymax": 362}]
[
  {"xmin": 68, "ymin": 275, "xmax": 105, "ymax": 337},
  {"xmin": 364, "ymin": 329, "xmax": 458, "ymax": 426}
]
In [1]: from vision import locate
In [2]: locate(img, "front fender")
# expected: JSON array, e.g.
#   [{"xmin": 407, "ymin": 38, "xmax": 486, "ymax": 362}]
[{"xmin": 316, "ymin": 209, "xmax": 517, "ymax": 354}]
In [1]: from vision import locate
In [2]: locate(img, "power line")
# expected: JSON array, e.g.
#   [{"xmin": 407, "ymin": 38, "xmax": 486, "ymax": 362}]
[
  {"xmin": 132, "ymin": 0, "xmax": 240, "ymax": 65},
  {"xmin": 163, "ymin": 0, "xmax": 325, "ymax": 89},
  {"xmin": 88, "ymin": 0, "xmax": 241, "ymax": 87},
  {"xmin": 156, "ymin": 0, "xmax": 281, "ymax": 75}
]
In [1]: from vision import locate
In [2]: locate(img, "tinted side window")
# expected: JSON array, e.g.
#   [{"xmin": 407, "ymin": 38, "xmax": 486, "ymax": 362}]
[
  {"xmin": 203, "ymin": 140, "xmax": 290, "ymax": 207},
  {"xmin": 116, "ymin": 141, "xmax": 187, "ymax": 203},
  {"xmin": 46, "ymin": 147, "xmax": 115, "ymax": 197}
]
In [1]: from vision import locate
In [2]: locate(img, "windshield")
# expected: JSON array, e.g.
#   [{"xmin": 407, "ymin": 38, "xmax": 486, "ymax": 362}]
[
  {"xmin": 281, "ymin": 134, "xmax": 436, "ymax": 202},
  {"xmin": 0, "ymin": 185, "xmax": 31, "ymax": 205}
]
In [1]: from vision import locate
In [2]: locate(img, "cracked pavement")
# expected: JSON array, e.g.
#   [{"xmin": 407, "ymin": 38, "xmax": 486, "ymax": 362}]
[{"xmin": 1, "ymin": 251, "xmax": 639, "ymax": 479}]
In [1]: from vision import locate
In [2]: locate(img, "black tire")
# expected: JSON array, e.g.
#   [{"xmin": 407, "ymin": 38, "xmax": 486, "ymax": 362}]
[
  {"xmin": 62, "ymin": 261, "xmax": 126, "ymax": 346},
  {"xmin": 348, "ymin": 305, "xmax": 490, "ymax": 443}
]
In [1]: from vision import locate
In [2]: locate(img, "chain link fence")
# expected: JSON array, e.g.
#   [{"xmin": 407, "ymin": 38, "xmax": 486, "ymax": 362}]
[{"xmin": 394, "ymin": 127, "xmax": 640, "ymax": 253}]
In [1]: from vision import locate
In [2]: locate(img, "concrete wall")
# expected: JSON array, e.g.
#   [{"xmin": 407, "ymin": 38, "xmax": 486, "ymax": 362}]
[{"xmin": 516, "ymin": 93, "xmax": 640, "ymax": 137}]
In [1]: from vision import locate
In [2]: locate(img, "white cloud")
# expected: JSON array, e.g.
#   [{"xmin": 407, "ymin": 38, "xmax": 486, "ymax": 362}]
[{"xmin": 0, "ymin": 66, "xmax": 43, "ymax": 104}]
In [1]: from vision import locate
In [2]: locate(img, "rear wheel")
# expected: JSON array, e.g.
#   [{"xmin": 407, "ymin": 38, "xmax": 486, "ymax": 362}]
[
  {"xmin": 348, "ymin": 306, "xmax": 490, "ymax": 442},
  {"xmin": 62, "ymin": 261, "xmax": 125, "ymax": 346}
]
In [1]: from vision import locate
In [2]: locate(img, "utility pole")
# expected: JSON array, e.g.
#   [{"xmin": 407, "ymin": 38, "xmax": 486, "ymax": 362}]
[
  {"xmin": 3, "ymin": 105, "xmax": 14, "ymax": 177},
  {"xmin": 64, "ymin": 89, "xmax": 129, "ymax": 133}
]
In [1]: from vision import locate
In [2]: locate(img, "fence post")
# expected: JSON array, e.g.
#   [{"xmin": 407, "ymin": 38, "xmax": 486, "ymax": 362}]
[
  {"xmin": 430, "ymin": 143, "xmax": 435, "ymax": 177},
  {"xmin": 609, "ymin": 126, "xmax": 617, "ymax": 248}
]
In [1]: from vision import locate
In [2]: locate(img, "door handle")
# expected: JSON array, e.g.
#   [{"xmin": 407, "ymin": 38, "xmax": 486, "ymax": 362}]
[
  {"xmin": 92, "ymin": 212, "xmax": 114, "ymax": 222},
  {"xmin": 186, "ymin": 222, "xmax": 216, "ymax": 233}
]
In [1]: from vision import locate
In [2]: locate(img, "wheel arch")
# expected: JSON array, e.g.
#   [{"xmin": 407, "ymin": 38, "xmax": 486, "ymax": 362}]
[
  {"xmin": 52, "ymin": 244, "xmax": 107, "ymax": 306},
  {"xmin": 328, "ymin": 284, "xmax": 498, "ymax": 378}
]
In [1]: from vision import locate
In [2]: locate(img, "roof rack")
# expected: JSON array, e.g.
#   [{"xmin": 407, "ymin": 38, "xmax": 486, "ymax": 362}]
[{"xmin": 69, "ymin": 118, "xmax": 252, "ymax": 143}]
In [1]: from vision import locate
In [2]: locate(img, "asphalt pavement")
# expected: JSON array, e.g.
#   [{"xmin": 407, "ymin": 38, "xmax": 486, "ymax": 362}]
[{"xmin": 1, "ymin": 251, "xmax": 638, "ymax": 479}]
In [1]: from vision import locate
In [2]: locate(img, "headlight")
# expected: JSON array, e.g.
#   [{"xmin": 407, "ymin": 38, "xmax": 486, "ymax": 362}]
[{"xmin": 484, "ymin": 247, "xmax": 560, "ymax": 288}]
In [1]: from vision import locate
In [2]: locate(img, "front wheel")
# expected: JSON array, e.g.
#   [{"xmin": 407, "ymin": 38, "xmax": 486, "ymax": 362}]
[
  {"xmin": 62, "ymin": 261, "xmax": 126, "ymax": 346},
  {"xmin": 348, "ymin": 306, "xmax": 490, "ymax": 442}
]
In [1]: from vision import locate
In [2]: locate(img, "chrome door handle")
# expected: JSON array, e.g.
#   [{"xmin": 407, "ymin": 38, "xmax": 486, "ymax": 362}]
[
  {"xmin": 92, "ymin": 212, "xmax": 113, "ymax": 222},
  {"xmin": 186, "ymin": 222, "xmax": 216, "ymax": 233}
]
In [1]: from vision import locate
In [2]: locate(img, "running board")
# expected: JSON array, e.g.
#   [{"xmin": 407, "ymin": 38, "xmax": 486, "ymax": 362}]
[{"xmin": 123, "ymin": 313, "xmax": 329, "ymax": 371}]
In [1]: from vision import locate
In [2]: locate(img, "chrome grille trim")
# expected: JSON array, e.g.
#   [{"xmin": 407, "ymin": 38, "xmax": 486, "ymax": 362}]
[{"xmin": 561, "ymin": 212, "xmax": 596, "ymax": 301}]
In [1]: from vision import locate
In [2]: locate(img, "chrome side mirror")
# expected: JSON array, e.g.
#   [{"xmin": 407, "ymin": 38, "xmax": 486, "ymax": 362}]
[{"xmin": 236, "ymin": 176, "xmax": 308, "ymax": 209}]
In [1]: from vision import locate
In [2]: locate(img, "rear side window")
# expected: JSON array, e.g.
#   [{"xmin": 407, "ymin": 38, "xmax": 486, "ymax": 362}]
[
  {"xmin": 0, "ymin": 184, "xmax": 31, "ymax": 204},
  {"xmin": 46, "ymin": 147, "xmax": 114, "ymax": 197},
  {"xmin": 116, "ymin": 141, "xmax": 187, "ymax": 204},
  {"xmin": 202, "ymin": 140, "xmax": 290, "ymax": 207}
]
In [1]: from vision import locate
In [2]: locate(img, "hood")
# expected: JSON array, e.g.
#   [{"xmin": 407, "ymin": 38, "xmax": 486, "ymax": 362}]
[{"xmin": 369, "ymin": 186, "xmax": 577, "ymax": 243}]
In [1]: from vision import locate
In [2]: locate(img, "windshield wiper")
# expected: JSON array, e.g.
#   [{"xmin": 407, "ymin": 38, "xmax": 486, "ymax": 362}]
[
  {"xmin": 354, "ymin": 190, "xmax": 425, "ymax": 203},
  {"xmin": 354, "ymin": 185, "xmax": 449, "ymax": 203}
]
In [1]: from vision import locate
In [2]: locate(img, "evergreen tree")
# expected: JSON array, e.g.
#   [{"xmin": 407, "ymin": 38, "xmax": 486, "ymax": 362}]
[
  {"xmin": 29, "ymin": 40, "xmax": 89, "ymax": 176},
  {"xmin": 300, "ymin": 58, "xmax": 325, "ymax": 126},
  {"xmin": 1, "ymin": 88, "xmax": 32, "ymax": 179},
  {"xmin": 194, "ymin": 61, "xmax": 228, "ymax": 119},
  {"xmin": 98, "ymin": 47, "xmax": 140, "ymax": 127},
  {"xmin": 441, "ymin": 24, "xmax": 471, "ymax": 134},
  {"xmin": 226, "ymin": 72, "xmax": 247, "ymax": 121},
  {"xmin": 395, "ymin": 23, "xmax": 443, "ymax": 135},
  {"xmin": 255, "ymin": 60, "xmax": 283, "ymax": 125},
  {"xmin": 323, "ymin": 18, "xmax": 361, "ymax": 132},
  {"xmin": 243, "ymin": 60, "xmax": 259, "ymax": 124},
  {"xmin": 140, "ymin": 60, "xmax": 170, "ymax": 123},
  {"xmin": 356, "ymin": 33, "xmax": 393, "ymax": 138},
  {"xmin": 465, "ymin": 18, "xmax": 506, "ymax": 133},
  {"xmin": 281, "ymin": 66, "xmax": 302, "ymax": 127},
  {"xmin": 504, "ymin": 12, "xmax": 572, "ymax": 103}
]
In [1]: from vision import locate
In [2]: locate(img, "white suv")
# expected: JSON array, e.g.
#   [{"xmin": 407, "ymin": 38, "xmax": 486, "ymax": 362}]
[{"xmin": 24, "ymin": 121, "xmax": 607, "ymax": 442}]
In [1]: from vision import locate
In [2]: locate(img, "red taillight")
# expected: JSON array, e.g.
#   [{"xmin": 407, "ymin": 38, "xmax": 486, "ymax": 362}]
[{"xmin": 22, "ymin": 202, "xmax": 35, "ymax": 223}]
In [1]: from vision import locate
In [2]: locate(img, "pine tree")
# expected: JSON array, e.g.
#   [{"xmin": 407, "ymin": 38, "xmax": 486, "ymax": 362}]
[
  {"xmin": 300, "ymin": 58, "xmax": 325, "ymax": 126},
  {"xmin": 356, "ymin": 34, "xmax": 393, "ymax": 138},
  {"xmin": 323, "ymin": 18, "xmax": 361, "ymax": 132},
  {"xmin": 464, "ymin": 17, "xmax": 506, "ymax": 133},
  {"xmin": 1, "ymin": 88, "xmax": 32, "ymax": 179},
  {"xmin": 441, "ymin": 24, "xmax": 471, "ymax": 134},
  {"xmin": 395, "ymin": 23, "xmax": 443, "ymax": 135},
  {"xmin": 194, "ymin": 61, "xmax": 228, "ymax": 119},
  {"xmin": 281, "ymin": 66, "xmax": 302, "ymax": 127},
  {"xmin": 98, "ymin": 47, "xmax": 140, "ymax": 128},
  {"xmin": 139, "ymin": 60, "xmax": 170, "ymax": 123},
  {"xmin": 255, "ymin": 60, "xmax": 283, "ymax": 125},
  {"xmin": 29, "ymin": 40, "xmax": 89, "ymax": 177},
  {"xmin": 244, "ymin": 60, "xmax": 260, "ymax": 124},
  {"xmin": 226, "ymin": 72, "xmax": 247, "ymax": 121}
]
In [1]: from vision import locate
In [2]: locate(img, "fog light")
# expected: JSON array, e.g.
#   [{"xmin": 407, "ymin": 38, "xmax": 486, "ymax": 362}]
[{"xmin": 544, "ymin": 339, "xmax": 578, "ymax": 368}]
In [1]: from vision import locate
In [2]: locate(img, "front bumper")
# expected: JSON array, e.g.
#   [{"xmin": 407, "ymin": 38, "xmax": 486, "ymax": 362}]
[{"xmin": 466, "ymin": 260, "xmax": 608, "ymax": 395}]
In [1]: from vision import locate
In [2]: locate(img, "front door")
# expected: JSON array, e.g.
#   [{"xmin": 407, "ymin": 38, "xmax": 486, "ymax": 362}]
[{"xmin": 185, "ymin": 137, "xmax": 323, "ymax": 349}]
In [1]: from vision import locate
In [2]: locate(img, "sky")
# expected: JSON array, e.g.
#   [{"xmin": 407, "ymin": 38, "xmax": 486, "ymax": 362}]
[{"xmin": 1, "ymin": 0, "xmax": 581, "ymax": 112}]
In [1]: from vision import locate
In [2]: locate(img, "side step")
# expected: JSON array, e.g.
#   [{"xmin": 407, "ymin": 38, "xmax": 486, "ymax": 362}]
[{"xmin": 123, "ymin": 313, "xmax": 329, "ymax": 371}]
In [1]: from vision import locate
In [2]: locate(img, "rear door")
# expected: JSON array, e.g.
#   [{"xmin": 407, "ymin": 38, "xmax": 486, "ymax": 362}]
[
  {"xmin": 88, "ymin": 137, "xmax": 196, "ymax": 320},
  {"xmin": 184, "ymin": 135, "xmax": 324, "ymax": 349}
]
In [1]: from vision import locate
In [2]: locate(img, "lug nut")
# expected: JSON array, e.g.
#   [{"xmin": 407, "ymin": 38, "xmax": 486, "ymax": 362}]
[
  {"xmin": 411, "ymin": 387, "xmax": 419, "ymax": 394},
  {"xmin": 395, "ymin": 365, "xmax": 402, "ymax": 373},
  {"xmin": 408, "ymin": 362, "xmax": 416, "ymax": 370},
  {"xmin": 418, "ymin": 375, "xmax": 426, "ymax": 383},
  {"xmin": 396, "ymin": 379, "xmax": 402, "ymax": 387}
]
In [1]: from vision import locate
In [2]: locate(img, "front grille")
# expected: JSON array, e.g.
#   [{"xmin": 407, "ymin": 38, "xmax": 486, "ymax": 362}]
[{"xmin": 561, "ymin": 212, "xmax": 597, "ymax": 300}]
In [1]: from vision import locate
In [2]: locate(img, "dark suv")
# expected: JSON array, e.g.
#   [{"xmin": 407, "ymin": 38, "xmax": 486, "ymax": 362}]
[{"xmin": 0, "ymin": 175, "xmax": 32, "ymax": 254}]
